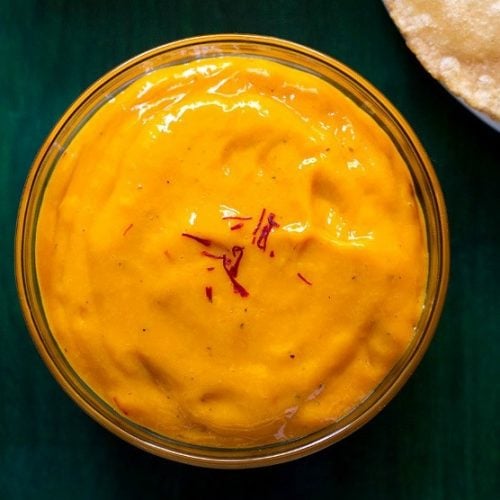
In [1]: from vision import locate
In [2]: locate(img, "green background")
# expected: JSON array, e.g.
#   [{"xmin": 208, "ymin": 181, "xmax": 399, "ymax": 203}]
[{"xmin": 1, "ymin": 1, "xmax": 498, "ymax": 498}]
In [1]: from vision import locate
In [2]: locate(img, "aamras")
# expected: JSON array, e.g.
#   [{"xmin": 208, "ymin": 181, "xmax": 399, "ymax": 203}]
[{"xmin": 35, "ymin": 56, "xmax": 427, "ymax": 446}]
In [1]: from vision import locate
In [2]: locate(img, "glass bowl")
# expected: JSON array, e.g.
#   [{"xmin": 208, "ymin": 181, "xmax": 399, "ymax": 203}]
[{"xmin": 15, "ymin": 34, "xmax": 449, "ymax": 468}]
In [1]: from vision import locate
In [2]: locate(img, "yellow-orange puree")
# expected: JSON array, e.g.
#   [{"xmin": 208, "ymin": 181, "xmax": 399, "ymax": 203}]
[{"xmin": 36, "ymin": 57, "xmax": 427, "ymax": 446}]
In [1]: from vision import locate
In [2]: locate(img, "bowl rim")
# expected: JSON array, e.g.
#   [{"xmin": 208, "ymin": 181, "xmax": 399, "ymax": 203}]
[{"xmin": 15, "ymin": 33, "xmax": 450, "ymax": 468}]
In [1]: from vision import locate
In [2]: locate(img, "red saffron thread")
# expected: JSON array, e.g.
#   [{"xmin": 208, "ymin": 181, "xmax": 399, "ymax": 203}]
[
  {"xmin": 181, "ymin": 233, "xmax": 212, "ymax": 247},
  {"xmin": 201, "ymin": 248, "xmax": 248, "ymax": 297},
  {"xmin": 123, "ymin": 223, "xmax": 134, "ymax": 236},
  {"xmin": 224, "ymin": 246, "xmax": 244, "ymax": 277},
  {"xmin": 205, "ymin": 286, "xmax": 213, "ymax": 302},
  {"xmin": 224, "ymin": 265, "xmax": 249, "ymax": 297},
  {"xmin": 256, "ymin": 213, "xmax": 280, "ymax": 251},
  {"xmin": 234, "ymin": 283, "xmax": 249, "ymax": 297},
  {"xmin": 222, "ymin": 215, "xmax": 253, "ymax": 221},
  {"xmin": 206, "ymin": 267, "xmax": 215, "ymax": 271},
  {"xmin": 222, "ymin": 247, "xmax": 249, "ymax": 297},
  {"xmin": 252, "ymin": 208, "xmax": 266, "ymax": 243},
  {"xmin": 201, "ymin": 250, "xmax": 224, "ymax": 259},
  {"xmin": 270, "ymin": 250, "xmax": 275, "ymax": 258},
  {"xmin": 230, "ymin": 222, "xmax": 244, "ymax": 231},
  {"xmin": 297, "ymin": 273, "xmax": 312, "ymax": 285}
]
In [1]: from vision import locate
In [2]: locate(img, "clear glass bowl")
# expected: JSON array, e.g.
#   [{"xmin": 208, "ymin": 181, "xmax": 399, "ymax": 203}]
[{"xmin": 15, "ymin": 34, "xmax": 449, "ymax": 468}]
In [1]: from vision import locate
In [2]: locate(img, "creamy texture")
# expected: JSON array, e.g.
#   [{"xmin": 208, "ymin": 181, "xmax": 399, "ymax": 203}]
[{"xmin": 37, "ymin": 57, "xmax": 427, "ymax": 446}]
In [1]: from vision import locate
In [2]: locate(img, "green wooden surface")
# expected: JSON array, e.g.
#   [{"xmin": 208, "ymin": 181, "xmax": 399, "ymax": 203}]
[{"xmin": 1, "ymin": 1, "xmax": 499, "ymax": 498}]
